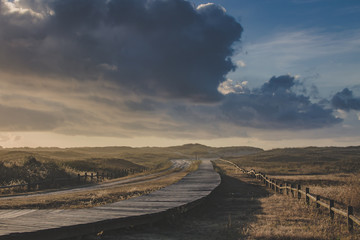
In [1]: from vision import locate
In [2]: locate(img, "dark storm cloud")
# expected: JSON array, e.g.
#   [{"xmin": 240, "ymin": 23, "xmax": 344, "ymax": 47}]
[
  {"xmin": 0, "ymin": 0, "xmax": 242, "ymax": 102},
  {"xmin": 331, "ymin": 88, "xmax": 360, "ymax": 111},
  {"xmin": 261, "ymin": 75, "xmax": 297, "ymax": 92},
  {"xmin": 220, "ymin": 75, "xmax": 341, "ymax": 129}
]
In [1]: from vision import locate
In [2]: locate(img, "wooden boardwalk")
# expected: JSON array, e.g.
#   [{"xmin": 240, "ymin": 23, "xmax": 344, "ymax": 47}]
[{"xmin": 0, "ymin": 160, "xmax": 220, "ymax": 240}]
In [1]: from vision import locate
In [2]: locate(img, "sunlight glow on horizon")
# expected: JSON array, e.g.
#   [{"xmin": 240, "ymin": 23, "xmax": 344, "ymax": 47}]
[{"xmin": 1, "ymin": 132, "xmax": 359, "ymax": 150}]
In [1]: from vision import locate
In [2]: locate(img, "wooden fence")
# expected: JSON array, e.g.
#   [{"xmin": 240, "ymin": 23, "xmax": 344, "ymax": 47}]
[{"xmin": 218, "ymin": 159, "xmax": 360, "ymax": 232}]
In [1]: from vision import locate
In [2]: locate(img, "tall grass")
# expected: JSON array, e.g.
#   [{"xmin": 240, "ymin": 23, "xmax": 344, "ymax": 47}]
[
  {"xmin": 226, "ymin": 146, "xmax": 360, "ymax": 215},
  {"xmin": 228, "ymin": 146, "xmax": 360, "ymax": 175},
  {"xmin": 0, "ymin": 156, "xmax": 68, "ymax": 186},
  {"xmin": 272, "ymin": 173, "xmax": 360, "ymax": 211},
  {"xmin": 0, "ymin": 144, "xmax": 260, "ymax": 194}
]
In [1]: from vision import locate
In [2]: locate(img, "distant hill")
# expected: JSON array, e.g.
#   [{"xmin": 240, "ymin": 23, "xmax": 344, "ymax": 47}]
[
  {"xmin": 0, "ymin": 144, "xmax": 263, "ymax": 169},
  {"xmin": 0, "ymin": 144, "xmax": 262, "ymax": 187},
  {"xmin": 166, "ymin": 143, "xmax": 263, "ymax": 158}
]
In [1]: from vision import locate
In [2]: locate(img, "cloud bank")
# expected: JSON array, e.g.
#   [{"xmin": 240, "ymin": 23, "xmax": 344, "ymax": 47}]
[
  {"xmin": 220, "ymin": 75, "xmax": 341, "ymax": 129},
  {"xmin": 0, "ymin": 0, "xmax": 356, "ymax": 143},
  {"xmin": 331, "ymin": 88, "xmax": 360, "ymax": 111},
  {"xmin": 0, "ymin": 0, "xmax": 242, "ymax": 102}
]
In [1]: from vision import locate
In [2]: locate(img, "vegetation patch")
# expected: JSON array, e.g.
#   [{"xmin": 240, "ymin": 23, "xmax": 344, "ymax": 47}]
[
  {"xmin": 0, "ymin": 161, "xmax": 200, "ymax": 209},
  {"xmin": 226, "ymin": 146, "xmax": 360, "ymax": 175}
]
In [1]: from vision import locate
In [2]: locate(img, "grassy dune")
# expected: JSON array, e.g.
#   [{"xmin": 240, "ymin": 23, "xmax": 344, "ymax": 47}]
[
  {"xmin": 226, "ymin": 146, "xmax": 360, "ymax": 175},
  {"xmin": 226, "ymin": 146, "xmax": 360, "ymax": 212},
  {"xmin": 0, "ymin": 144, "xmax": 261, "ymax": 191}
]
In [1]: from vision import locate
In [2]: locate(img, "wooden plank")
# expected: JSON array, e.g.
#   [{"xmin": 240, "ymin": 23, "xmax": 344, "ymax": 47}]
[
  {"xmin": 350, "ymin": 215, "xmax": 360, "ymax": 226},
  {"xmin": 317, "ymin": 200, "xmax": 329, "ymax": 209},
  {"xmin": 308, "ymin": 194, "xmax": 317, "ymax": 201},
  {"xmin": 332, "ymin": 207, "xmax": 347, "ymax": 217},
  {"xmin": 0, "ymin": 210, "xmax": 37, "ymax": 219}
]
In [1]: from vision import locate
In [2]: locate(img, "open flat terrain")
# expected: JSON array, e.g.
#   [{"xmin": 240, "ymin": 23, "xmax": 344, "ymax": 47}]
[
  {"xmin": 0, "ymin": 145, "xmax": 359, "ymax": 239},
  {"xmin": 95, "ymin": 160, "xmax": 359, "ymax": 240}
]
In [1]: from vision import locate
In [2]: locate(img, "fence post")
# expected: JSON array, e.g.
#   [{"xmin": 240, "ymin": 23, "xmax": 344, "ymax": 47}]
[
  {"xmin": 316, "ymin": 195, "xmax": 320, "ymax": 208},
  {"xmin": 78, "ymin": 173, "xmax": 80, "ymax": 183},
  {"xmin": 348, "ymin": 206, "xmax": 353, "ymax": 232},
  {"xmin": 297, "ymin": 185, "xmax": 301, "ymax": 199},
  {"xmin": 306, "ymin": 188, "xmax": 310, "ymax": 205},
  {"xmin": 279, "ymin": 184, "xmax": 283, "ymax": 194},
  {"xmin": 275, "ymin": 181, "xmax": 278, "ymax": 192},
  {"xmin": 285, "ymin": 183, "xmax": 288, "ymax": 195},
  {"xmin": 330, "ymin": 200, "xmax": 334, "ymax": 220},
  {"xmin": 84, "ymin": 172, "xmax": 88, "ymax": 183},
  {"xmin": 96, "ymin": 172, "xmax": 99, "ymax": 182},
  {"xmin": 291, "ymin": 184, "xmax": 294, "ymax": 197}
]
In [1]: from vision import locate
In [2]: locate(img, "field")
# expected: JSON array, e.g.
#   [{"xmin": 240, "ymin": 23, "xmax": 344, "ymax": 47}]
[
  {"xmin": 97, "ymin": 160, "xmax": 360, "ymax": 240},
  {"xmin": 225, "ymin": 146, "xmax": 360, "ymax": 211},
  {"xmin": 0, "ymin": 144, "xmax": 261, "ymax": 191},
  {"xmin": 1, "ymin": 144, "xmax": 359, "ymax": 239},
  {"xmin": 90, "ymin": 146, "xmax": 360, "ymax": 240},
  {"xmin": 0, "ymin": 161, "xmax": 201, "ymax": 209}
]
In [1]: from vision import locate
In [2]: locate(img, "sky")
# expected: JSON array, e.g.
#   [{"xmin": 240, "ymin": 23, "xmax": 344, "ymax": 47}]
[{"xmin": 0, "ymin": 0, "xmax": 360, "ymax": 149}]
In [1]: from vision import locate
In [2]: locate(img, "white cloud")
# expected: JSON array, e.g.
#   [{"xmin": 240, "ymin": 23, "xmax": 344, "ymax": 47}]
[
  {"xmin": 197, "ymin": 3, "xmax": 226, "ymax": 13},
  {"xmin": 217, "ymin": 79, "xmax": 248, "ymax": 95},
  {"xmin": 245, "ymin": 29, "xmax": 360, "ymax": 67},
  {"xmin": 2, "ymin": 0, "xmax": 44, "ymax": 18},
  {"xmin": 236, "ymin": 60, "xmax": 246, "ymax": 68}
]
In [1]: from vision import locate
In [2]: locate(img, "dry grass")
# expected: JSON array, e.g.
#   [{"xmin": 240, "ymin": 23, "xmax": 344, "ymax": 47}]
[
  {"xmin": 0, "ymin": 144, "xmax": 260, "ymax": 194},
  {"xmin": 218, "ymin": 162, "xmax": 360, "ymax": 239},
  {"xmin": 228, "ymin": 146, "xmax": 360, "ymax": 175},
  {"xmin": 247, "ymin": 194, "xmax": 359, "ymax": 240},
  {"xmin": 94, "ymin": 161, "xmax": 360, "ymax": 240},
  {"xmin": 271, "ymin": 173, "xmax": 360, "ymax": 213},
  {"xmin": 225, "ymin": 146, "xmax": 360, "ymax": 223}
]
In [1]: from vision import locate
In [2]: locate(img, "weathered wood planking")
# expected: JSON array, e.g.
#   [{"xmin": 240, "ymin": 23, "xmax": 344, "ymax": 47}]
[{"xmin": 0, "ymin": 159, "xmax": 220, "ymax": 240}]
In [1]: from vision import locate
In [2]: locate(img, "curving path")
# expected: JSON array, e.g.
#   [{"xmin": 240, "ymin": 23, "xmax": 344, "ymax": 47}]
[{"xmin": 0, "ymin": 159, "xmax": 220, "ymax": 240}]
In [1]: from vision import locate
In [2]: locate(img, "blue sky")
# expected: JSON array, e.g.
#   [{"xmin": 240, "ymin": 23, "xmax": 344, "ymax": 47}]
[
  {"xmin": 0, "ymin": 0, "xmax": 359, "ymax": 149},
  {"xmin": 193, "ymin": 0, "xmax": 360, "ymax": 92}
]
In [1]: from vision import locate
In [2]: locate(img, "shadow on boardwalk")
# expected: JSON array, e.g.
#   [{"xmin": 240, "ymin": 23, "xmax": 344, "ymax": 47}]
[{"xmin": 83, "ymin": 171, "xmax": 268, "ymax": 240}]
